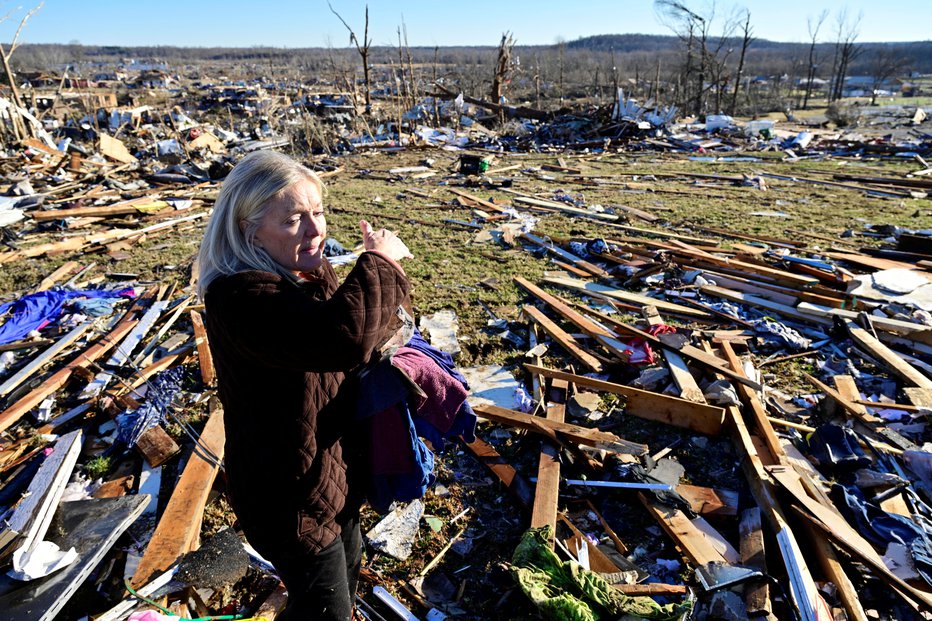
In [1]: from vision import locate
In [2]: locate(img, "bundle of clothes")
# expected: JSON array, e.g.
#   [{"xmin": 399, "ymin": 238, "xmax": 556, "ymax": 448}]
[{"xmin": 357, "ymin": 328, "xmax": 476, "ymax": 512}]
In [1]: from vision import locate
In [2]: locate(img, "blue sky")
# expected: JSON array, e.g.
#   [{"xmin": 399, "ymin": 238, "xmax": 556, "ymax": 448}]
[{"xmin": 8, "ymin": 0, "xmax": 931, "ymax": 48}]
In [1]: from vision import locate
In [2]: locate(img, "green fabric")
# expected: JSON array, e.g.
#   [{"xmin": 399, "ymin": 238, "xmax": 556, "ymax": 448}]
[{"xmin": 511, "ymin": 526, "xmax": 689, "ymax": 621}]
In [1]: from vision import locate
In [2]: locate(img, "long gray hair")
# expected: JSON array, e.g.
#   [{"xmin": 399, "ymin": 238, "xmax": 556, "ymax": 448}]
[{"xmin": 196, "ymin": 150, "xmax": 322, "ymax": 300}]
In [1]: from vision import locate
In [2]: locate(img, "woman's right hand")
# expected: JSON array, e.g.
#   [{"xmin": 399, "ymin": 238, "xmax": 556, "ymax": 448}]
[{"xmin": 360, "ymin": 220, "xmax": 414, "ymax": 261}]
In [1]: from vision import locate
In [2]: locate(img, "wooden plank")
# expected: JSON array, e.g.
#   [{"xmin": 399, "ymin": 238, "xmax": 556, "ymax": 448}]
[
  {"xmin": 772, "ymin": 467, "xmax": 932, "ymax": 613},
  {"xmin": 121, "ymin": 344, "xmax": 194, "ymax": 395},
  {"xmin": 673, "ymin": 247, "xmax": 820, "ymax": 288},
  {"xmin": 0, "ymin": 318, "xmax": 138, "ymax": 434},
  {"xmin": 514, "ymin": 277, "xmax": 615, "ymax": 338},
  {"xmin": 521, "ymin": 233, "xmax": 612, "ymax": 278},
  {"xmin": 132, "ymin": 295, "xmax": 194, "ymax": 367},
  {"xmin": 711, "ymin": 335, "xmax": 827, "ymax": 621},
  {"xmin": 106, "ymin": 300, "xmax": 169, "ymax": 366},
  {"xmin": 614, "ymin": 584, "xmax": 688, "ymax": 596},
  {"xmin": 843, "ymin": 318, "xmax": 932, "ymax": 389},
  {"xmin": 700, "ymin": 284, "xmax": 831, "ymax": 326},
  {"xmin": 0, "ymin": 430, "xmax": 83, "ymax": 556},
  {"xmin": 510, "ymin": 195, "xmax": 619, "ymax": 221},
  {"xmin": 677, "ymin": 484, "xmax": 738, "ymax": 517},
  {"xmin": 190, "ymin": 308, "xmax": 215, "ymax": 386},
  {"xmin": 832, "ymin": 375, "xmax": 881, "ymax": 424},
  {"xmin": 531, "ymin": 379, "xmax": 567, "ymax": 539},
  {"xmin": 904, "ymin": 387, "xmax": 932, "ymax": 409},
  {"xmin": 473, "ymin": 403, "xmax": 647, "ymax": 455},
  {"xmin": 739, "ymin": 508, "xmax": 771, "ymax": 617},
  {"xmin": 30, "ymin": 199, "xmax": 170, "ymax": 221},
  {"xmin": 543, "ymin": 275, "xmax": 711, "ymax": 318},
  {"xmin": 446, "ymin": 188, "xmax": 508, "ymax": 213},
  {"xmin": 254, "ymin": 583, "xmax": 288, "ymax": 621},
  {"xmin": 131, "ymin": 398, "xmax": 225, "ymax": 587},
  {"xmin": 523, "ymin": 305, "xmax": 602, "ymax": 373},
  {"xmin": 462, "ymin": 436, "xmax": 533, "ymax": 509},
  {"xmin": 33, "ymin": 261, "xmax": 81, "ymax": 292},
  {"xmin": 639, "ymin": 494, "xmax": 729, "ymax": 566},
  {"xmin": 642, "ymin": 306, "xmax": 706, "ymax": 403},
  {"xmin": 135, "ymin": 426, "xmax": 181, "ymax": 468},
  {"xmin": 720, "ymin": 341, "xmax": 786, "ymax": 464},
  {"xmin": 0, "ymin": 321, "xmax": 93, "ymax": 397},
  {"xmin": 524, "ymin": 364, "xmax": 724, "ymax": 435},
  {"xmin": 797, "ymin": 302, "xmax": 932, "ymax": 345}
]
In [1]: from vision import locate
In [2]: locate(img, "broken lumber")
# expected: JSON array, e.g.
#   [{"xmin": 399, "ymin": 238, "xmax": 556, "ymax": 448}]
[
  {"xmin": 0, "ymin": 318, "xmax": 138, "ymax": 434},
  {"xmin": 473, "ymin": 403, "xmax": 647, "ymax": 456},
  {"xmin": 524, "ymin": 364, "xmax": 725, "ymax": 435},
  {"xmin": 522, "ymin": 305, "xmax": 602, "ymax": 372},
  {"xmin": 542, "ymin": 275, "xmax": 711, "ymax": 318},
  {"xmin": 642, "ymin": 306, "xmax": 706, "ymax": 403},
  {"xmin": 131, "ymin": 398, "xmax": 225, "ymax": 587},
  {"xmin": 842, "ymin": 318, "xmax": 932, "ymax": 389},
  {"xmin": 530, "ymin": 379, "xmax": 567, "ymax": 541},
  {"xmin": 462, "ymin": 436, "xmax": 533, "ymax": 509}
]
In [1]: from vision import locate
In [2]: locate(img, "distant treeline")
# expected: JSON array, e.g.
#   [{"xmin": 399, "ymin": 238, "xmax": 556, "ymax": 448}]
[{"xmin": 11, "ymin": 35, "xmax": 932, "ymax": 78}]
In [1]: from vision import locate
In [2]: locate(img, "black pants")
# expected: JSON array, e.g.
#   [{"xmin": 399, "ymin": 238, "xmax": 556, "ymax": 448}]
[{"xmin": 274, "ymin": 516, "xmax": 362, "ymax": 621}]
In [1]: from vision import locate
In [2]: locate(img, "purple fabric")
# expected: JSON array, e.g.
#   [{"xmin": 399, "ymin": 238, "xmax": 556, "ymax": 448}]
[
  {"xmin": 391, "ymin": 347, "xmax": 468, "ymax": 434},
  {"xmin": 0, "ymin": 287, "xmax": 134, "ymax": 345},
  {"xmin": 404, "ymin": 329, "xmax": 468, "ymax": 388}
]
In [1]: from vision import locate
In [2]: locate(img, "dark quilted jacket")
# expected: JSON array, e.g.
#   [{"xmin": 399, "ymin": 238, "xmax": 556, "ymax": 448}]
[{"xmin": 203, "ymin": 252, "xmax": 410, "ymax": 560}]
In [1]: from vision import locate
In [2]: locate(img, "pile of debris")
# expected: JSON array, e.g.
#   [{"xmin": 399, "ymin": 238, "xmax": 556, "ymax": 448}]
[{"xmin": 1, "ymin": 79, "xmax": 932, "ymax": 620}]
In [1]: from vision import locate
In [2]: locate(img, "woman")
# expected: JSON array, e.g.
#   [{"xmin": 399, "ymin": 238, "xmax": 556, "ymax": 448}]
[{"xmin": 197, "ymin": 150, "xmax": 413, "ymax": 620}]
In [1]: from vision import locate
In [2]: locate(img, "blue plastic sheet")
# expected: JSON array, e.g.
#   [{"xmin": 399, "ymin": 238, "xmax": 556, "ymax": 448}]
[{"xmin": 0, "ymin": 287, "xmax": 133, "ymax": 345}]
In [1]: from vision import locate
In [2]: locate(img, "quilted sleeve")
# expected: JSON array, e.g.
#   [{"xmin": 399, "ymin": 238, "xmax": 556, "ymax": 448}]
[{"xmin": 207, "ymin": 252, "xmax": 410, "ymax": 372}]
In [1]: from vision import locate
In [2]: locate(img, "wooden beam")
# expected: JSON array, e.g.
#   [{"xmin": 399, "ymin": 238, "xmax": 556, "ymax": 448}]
[
  {"xmin": 542, "ymin": 275, "xmax": 711, "ymax": 318},
  {"xmin": 531, "ymin": 379, "xmax": 566, "ymax": 540},
  {"xmin": 461, "ymin": 436, "xmax": 533, "ymax": 509},
  {"xmin": 613, "ymin": 584, "xmax": 688, "ymax": 596},
  {"xmin": 639, "ymin": 494, "xmax": 731, "ymax": 566},
  {"xmin": 0, "ymin": 318, "xmax": 138, "ymax": 434},
  {"xmin": 189, "ymin": 310, "xmax": 216, "ymax": 387},
  {"xmin": 522, "ymin": 305, "xmax": 602, "ymax": 372},
  {"xmin": 514, "ymin": 277, "xmax": 614, "ymax": 338},
  {"xmin": 739, "ymin": 507, "xmax": 772, "ymax": 617},
  {"xmin": 524, "ymin": 364, "xmax": 724, "ymax": 435},
  {"xmin": 473, "ymin": 403, "xmax": 647, "ymax": 455},
  {"xmin": 33, "ymin": 261, "xmax": 81, "ymax": 292},
  {"xmin": 842, "ymin": 318, "xmax": 932, "ymax": 389},
  {"xmin": 131, "ymin": 398, "xmax": 225, "ymax": 587},
  {"xmin": 771, "ymin": 467, "xmax": 932, "ymax": 613},
  {"xmin": 797, "ymin": 302, "xmax": 932, "ymax": 345},
  {"xmin": 720, "ymin": 341, "xmax": 786, "ymax": 464},
  {"xmin": 642, "ymin": 306, "xmax": 706, "ymax": 403},
  {"xmin": 0, "ymin": 321, "xmax": 93, "ymax": 397}
]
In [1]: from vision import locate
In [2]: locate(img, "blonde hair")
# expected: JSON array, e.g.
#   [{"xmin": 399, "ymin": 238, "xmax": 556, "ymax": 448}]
[{"xmin": 196, "ymin": 150, "xmax": 323, "ymax": 300}]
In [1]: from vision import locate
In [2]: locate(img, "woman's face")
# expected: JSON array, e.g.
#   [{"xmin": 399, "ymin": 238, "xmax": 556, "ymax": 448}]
[{"xmin": 253, "ymin": 178, "xmax": 327, "ymax": 274}]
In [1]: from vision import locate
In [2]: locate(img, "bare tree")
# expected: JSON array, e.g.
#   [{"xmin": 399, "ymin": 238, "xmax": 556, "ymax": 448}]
[
  {"xmin": 655, "ymin": 0, "xmax": 738, "ymax": 116},
  {"xmin": 328, "ymin": 2, "xmax": 372, "ymax": 114},
  {"xmin": 0, "ymin": 2, "xmax": 43, "ymax": 140},
  {"xmin": 868, "ymin": 46, "xmax": 907, "ymax": 105},
  {"xmin": 802, "ymin": 10, "xmax": 827, "ymax": 109},
  {"xmin": 828, "ymin": 8, "xmax": 862, "ymax": 102},
  {"xmin": 728, "ymin": 8, "xmax": 753, "ymax": 115},
  {"xmin": 490, "ymin": 32, "xmax": 515, "ymax": 109}
]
